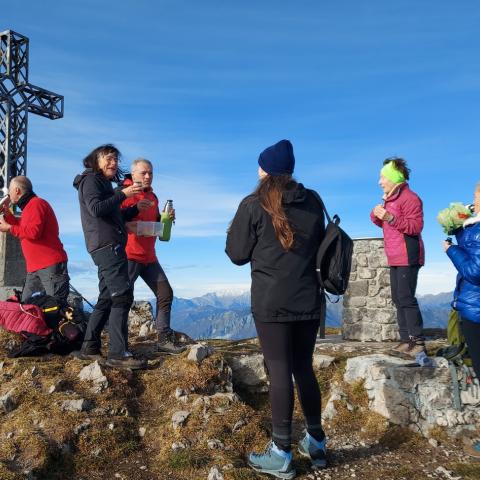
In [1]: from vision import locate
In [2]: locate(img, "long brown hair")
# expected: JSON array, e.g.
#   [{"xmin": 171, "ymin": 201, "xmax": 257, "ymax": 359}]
[{"xmin": 255, "ymin": 174, "xmax": 295, "ymax": 250}]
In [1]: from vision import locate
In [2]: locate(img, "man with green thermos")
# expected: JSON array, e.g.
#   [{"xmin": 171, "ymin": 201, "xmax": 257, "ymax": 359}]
[{"xmin": 121, "ymin": 158, "xmax": 185, "ymax": 354}]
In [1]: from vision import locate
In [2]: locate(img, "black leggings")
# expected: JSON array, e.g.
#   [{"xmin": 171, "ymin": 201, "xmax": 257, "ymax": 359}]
[
  {"xmin": 254, "ymin": 318, "xmax": 324, "ymax": 451},
  {"xmin": 390, "ymin": 266, "xmax": 424, "ymax": 341},
  {"xmin": 461, "ymin": 318, "xmax": 480, "ymax": 379}
]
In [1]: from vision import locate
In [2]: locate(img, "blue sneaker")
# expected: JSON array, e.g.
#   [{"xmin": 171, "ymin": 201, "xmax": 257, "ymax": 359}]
[
  {"xmin": 298, "ymin": 431, "xmax": 327, "ymax": 469},
  {"xmin": 247, "ymin": 441, "xmax": 296, "ymax": 479}
]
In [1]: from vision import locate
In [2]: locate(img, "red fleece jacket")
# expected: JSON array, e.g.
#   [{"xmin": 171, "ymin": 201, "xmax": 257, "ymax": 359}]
[
  {"xmin": 121, "ymin": 179, "xmax": 160, "ymax": 264},
  {"xmin": 5, "ymin": 196, "xmax": 67, "ymax": 272}
]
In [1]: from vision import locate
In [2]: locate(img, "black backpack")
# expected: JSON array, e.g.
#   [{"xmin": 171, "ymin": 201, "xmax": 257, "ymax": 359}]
[{"xmin": 311, "ymin": 191, "xmax": 354, "ymax": 296}]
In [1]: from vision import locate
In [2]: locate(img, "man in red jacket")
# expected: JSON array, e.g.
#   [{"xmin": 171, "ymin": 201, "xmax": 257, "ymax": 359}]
[
  {"xmin": 0, "ymin": 176, "xmax": 69, "ymax": 306},
  {"xmin": 122, "ymin": 158, "xmax": 185, "ymax": 354}
]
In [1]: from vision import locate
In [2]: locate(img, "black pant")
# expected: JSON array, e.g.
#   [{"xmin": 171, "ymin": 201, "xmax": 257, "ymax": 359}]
[
  {"xmin": 461, "ymin": 317, "xmax": 480, "ymax": 379},
  {"xmin": 82, "ymin": 244, "xmax": 133, "ymax": 359},
  {"xmin": 128, "ymin": 260, "xmax": 173, "ymax": 337},
  {"xmin": 254, "ymin": 318, "xmax": 324, "ymax": 451},
  {"xmin": 390, "ymin": 266, "xmax": 424, "ymax": 341}
]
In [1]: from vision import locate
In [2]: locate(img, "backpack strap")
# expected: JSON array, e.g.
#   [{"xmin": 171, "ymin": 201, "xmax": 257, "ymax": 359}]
[{"xmin": 310, "ymin": 190, "xmax": 341, "ymax": 226}]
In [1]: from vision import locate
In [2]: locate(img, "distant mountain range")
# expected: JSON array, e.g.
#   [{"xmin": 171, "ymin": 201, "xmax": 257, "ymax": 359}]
[{"xmin": 166, "ymin": 290, "xmax": 454, "ymax": 340}]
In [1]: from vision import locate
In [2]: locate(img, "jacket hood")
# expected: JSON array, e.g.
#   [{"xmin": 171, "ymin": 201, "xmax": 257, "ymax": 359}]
[
  {"xmin": 73, "ymin": 168, "xmax": 95, "ymax": 190},
  {"xmin": 282, "ymin": 181, "xmax": 307, "ymax": 204}
]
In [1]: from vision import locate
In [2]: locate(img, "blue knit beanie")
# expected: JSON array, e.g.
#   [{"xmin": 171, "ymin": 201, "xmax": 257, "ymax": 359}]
[{"xmin": 258, "ymin": 139, "xmax": 295, "ymax": 176}]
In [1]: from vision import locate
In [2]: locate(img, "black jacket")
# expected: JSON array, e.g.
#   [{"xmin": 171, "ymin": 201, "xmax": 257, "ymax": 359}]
[
  {"xmin": 73, "ymin": 169, "xmax": 138, "ymax": 253},
  {"xmin": 226, "ymin": 182, "xmax": 325, "ymax": 322}
]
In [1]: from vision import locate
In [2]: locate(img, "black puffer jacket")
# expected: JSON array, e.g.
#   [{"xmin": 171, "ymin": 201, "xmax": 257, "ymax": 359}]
[
  {"xmin": 226, "ymin": 181, "xmax": 325, "ymax": 322},
  {"xmin": 73, "ymin": 169, "xmax": 138, "ymax": 253}
]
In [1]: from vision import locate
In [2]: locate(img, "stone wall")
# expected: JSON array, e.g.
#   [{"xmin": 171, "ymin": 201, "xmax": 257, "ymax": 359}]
[
  {"xmin": 0, "ymin": 228, "xmax": 26, "ymax": 300},
  {"xmin": 343, "ymin": 238, "xmax": 398, "ymax": 342}
]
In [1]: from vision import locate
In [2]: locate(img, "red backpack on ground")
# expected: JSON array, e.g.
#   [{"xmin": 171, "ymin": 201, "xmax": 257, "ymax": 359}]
[{"xmin": 0, "ymin": 300, "xmax": 53, "ymax": 337}]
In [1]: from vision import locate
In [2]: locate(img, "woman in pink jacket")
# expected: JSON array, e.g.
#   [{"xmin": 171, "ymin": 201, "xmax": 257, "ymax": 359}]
[{"xmin": 370, "ymin": 158, "xmax": 425, "ymax": 357}]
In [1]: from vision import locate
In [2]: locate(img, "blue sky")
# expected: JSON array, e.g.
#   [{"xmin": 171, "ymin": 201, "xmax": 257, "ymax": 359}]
[{"xmin": 3, "ymin": 1, "xmax": 480, "ymax": 299}]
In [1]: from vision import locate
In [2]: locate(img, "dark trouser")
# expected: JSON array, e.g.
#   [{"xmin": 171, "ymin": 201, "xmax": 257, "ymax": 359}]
[
  {"xmin": 390, "ymin": 265, "xmax": 424, "ymax": 342},
  {"xmin": 82, "ymin": 244, "xmax": 133, "ymax": 359},
  {"xmin": 461, "ymin": 317, "xmax": 480, "ymax": 379},
  {"xmin": 128, "ymin": 260, "xmax": 173, "ymax": 337},
  {"xmin": 254, "ymin": 318, "xmax": 324, "ymax": 451},
  {"xmin": 22, "ymin": 261, "xmax": 70, "ymax": 307}
]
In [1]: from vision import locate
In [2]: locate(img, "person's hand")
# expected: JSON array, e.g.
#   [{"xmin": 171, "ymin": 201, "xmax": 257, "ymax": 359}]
[
  {"xmin": 443, "ymin": 240, "xmax": 453, "ymax": 252},
  {"xmin": 125, "ymin": 221, "xmax": 137, "ymax": 234},
  {"xmin": 373, "ymin": 205, "xmax": 393, "ymax": 222},
  {"xmin": 122, "ymin": 184, "xmax": 143, "ymax": 198},
  {"xmin": 0, "ymin": 196, "xmax": 11, "ymax": 214},
  {"xmin": 169, "ymin": 208, "xmax": 176, "ymax": 221},
  {"xmin": 0, "ymin": 215, "xmax": 11, "ymax": 233},
  {"xmin": 136, "ymin": 199, "xmax": 152, "ymax": 211}
]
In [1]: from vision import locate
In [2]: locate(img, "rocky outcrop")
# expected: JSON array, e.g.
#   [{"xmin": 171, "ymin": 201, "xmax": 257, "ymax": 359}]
[{"xmin": 341, "ymin": 354, "xmax": 479, "ymax": 436}]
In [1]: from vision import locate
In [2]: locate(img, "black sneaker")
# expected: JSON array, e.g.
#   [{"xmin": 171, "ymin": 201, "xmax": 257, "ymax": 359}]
[
  {"xmin": 156, "ymin": 334, "xmax": 187, "ymax": 355},
  {"xmin": 105, "ymin": 356, "xmax": 147, "ymax": 370}
]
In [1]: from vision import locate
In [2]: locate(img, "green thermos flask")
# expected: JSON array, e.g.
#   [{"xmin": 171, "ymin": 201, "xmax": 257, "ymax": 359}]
[{"xmin": 159, "ymin": 199, "xmax": 174, "ymax": 241}]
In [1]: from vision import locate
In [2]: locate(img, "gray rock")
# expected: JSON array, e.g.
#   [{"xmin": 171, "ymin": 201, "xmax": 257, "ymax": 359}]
[
  {"xmin": 138, "ymin": 323, "xmax": 150, "ymax": 338},
  {"xmin": 172, "ymin": 441, "xmax": 187, "ymax": 451},
  {"xmin": 138, "ymin": 427, "xmax": 146, "ymax": 437},
  {"xmin": 0, "ymin": 389, "xmax": 17, "ymax": 413},
  {"xmin": 187, "ymin": 344, "xmax": 212, "ymax": 363},
  {"xmin": 343, "ymin": 354, "xmax": 478, "ymax": 435},
  {"xmin": 172, "ymin": 410, "xmax": 190, "ymax": 429},
  {"xmin": 61, "ymin": 399, "xmax": 91, "ymax": 412},
  {"xmin": 230, "ymin": 353, "xmax": 267, "ymax": 387},
  {"xmin": 208, "ymin": 466, "xmax": 224, "ymax": 480},
  {"xmin": 207, "ymin": 439, "xmax": 225, "ymax": 449},
  {"xmin": 78, "ymin": 361, "xmax": 108, "ymax": 391},
  {"xmin": 312, "ymin": 354, "xmax": 335, "ymax": 369}
]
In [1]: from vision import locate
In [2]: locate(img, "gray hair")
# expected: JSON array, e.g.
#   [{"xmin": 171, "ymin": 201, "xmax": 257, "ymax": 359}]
[
  {"xmin": 131, "ymin": 158, "xmax": 153, "ymax": 172},
  {"xmin": 11, "ymin": 176, "xmax": 33, "ymax": 194}
]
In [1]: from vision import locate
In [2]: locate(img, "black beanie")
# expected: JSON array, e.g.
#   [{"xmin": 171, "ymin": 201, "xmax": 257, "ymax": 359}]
[{"xmin": 258, "ymin": 139, "xmax": 295, "ymax": 176}]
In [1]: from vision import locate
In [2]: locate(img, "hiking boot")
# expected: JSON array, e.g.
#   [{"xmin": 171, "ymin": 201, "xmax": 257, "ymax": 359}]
[
  {"xmin": 298, "ymin": 431, "xmax": 327, "ymax": 469},
  {"xmin": 105, "ymin": 356, "xmax": 147, "ymax": 370},
  {"xmin": 70, "ymin": 349, "xmax": 104, "ymax": 362},
  {"xmin": 247, "ymin": 441, "xmax": 296, "ymax": 479},
  {"xmin": 156, "ymin": 333, "xmax": 187, "ymax": 355}
]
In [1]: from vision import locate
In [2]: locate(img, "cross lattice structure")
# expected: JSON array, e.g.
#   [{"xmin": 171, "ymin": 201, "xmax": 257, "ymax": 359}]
[{"xmin": 0, "ymin": 29, "xmax": 64, "ymax": 191}]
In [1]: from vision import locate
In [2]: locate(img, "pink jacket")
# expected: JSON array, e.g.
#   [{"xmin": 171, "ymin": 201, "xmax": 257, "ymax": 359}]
[{"xmin": 370, "ymin": 183, "xmax": 425, "ymax": 266}]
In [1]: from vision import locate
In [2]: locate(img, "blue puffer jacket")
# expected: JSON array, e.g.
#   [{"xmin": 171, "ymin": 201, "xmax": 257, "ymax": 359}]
[{"xmin": 447, "ymin": 218, "xmax": 480, "ymax": 323}]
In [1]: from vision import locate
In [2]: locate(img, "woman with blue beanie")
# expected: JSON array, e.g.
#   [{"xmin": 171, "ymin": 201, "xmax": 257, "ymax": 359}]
[{"xmin": 226, "ymin": 140, "xmax": 327, "ymax": 479}]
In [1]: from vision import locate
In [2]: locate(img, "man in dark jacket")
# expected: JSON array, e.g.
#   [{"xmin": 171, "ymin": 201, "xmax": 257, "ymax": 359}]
[{"xmin": 0, "ymin": 176, "xmax": 69, "ymax": 306}]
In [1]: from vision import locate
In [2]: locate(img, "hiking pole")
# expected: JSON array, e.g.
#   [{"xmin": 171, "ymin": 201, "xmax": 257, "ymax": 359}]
[{"xmin": 69, "ymin": 283, "xmax": 95, "ymax": 310}]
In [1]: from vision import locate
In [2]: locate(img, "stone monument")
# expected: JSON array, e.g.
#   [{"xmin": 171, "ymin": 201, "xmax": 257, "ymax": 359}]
[{"xmin": 343, "ymin": 238, "xmax": 398, "ymax": 341}]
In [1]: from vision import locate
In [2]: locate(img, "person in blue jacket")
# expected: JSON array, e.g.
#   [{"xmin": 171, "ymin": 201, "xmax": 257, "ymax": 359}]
[
  {"xmin": 444, "ymin": 182, "xmax": 480, "ymax": 458},
  {"xmin": 444, "ymin": 183, "xmax": 480, "ymax": 378}
]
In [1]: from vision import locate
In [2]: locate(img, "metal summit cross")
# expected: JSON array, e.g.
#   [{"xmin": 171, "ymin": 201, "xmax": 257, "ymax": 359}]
[
  {"xmin": 0, "ymin": 29, "xmax": 64, "ymax": 295},
  {"xmin": 0, "ymin": 29, "xmax": 64, "ymax": 191}
]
